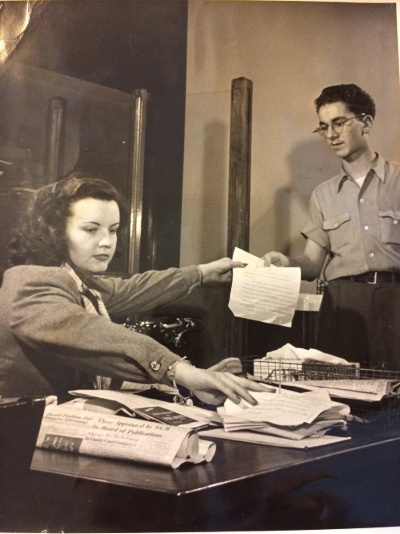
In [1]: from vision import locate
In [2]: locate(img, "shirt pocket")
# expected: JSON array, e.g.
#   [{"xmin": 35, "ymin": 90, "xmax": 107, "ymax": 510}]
[
  {"xmin": 378, "ymin": 210, "xmax": 400, "ymax": 244},
  {"xmin": 322, "ymin": 212, "xmax": 353, "ymax": 251}
]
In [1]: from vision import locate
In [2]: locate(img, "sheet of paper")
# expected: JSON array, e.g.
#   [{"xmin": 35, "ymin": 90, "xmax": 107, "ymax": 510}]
[{"xmin": 229, "ymin": 248, "xmax": 301, "ymax": 327}]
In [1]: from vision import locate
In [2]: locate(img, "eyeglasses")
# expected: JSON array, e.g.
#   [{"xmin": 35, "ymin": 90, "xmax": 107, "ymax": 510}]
[{"xmin": 313, "ymin": 113, "xmax": 367, "ymax": 137}]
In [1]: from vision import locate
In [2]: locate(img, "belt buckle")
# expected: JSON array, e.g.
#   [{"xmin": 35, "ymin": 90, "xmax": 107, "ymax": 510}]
[{"xmin": 367, "ymin": 272, "xmax": 378, "ymax": 284}]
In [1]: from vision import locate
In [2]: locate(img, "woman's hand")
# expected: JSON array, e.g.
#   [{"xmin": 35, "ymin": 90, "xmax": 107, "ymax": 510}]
[
  {"xmin": 174, "ymin": 362, "xmax": 266, "ymax": 406},
  {"xmin": 198, "ymin": 257, "xmax": 246, "ymax": 284}
]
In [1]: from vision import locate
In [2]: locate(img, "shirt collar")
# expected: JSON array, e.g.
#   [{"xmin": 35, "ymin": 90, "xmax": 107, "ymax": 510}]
[
  {"xmin": 62, "ymin": 263, "xmax": 86, "ymax": 294},
  {"xmin": 337, "ymin": 153, "xmax": 386, "ymax": 192}
]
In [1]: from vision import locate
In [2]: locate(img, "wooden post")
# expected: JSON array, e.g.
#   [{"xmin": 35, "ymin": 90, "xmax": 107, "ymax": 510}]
[
  {"xmin": 227, "ymin": 77, "xmax": 253, "ymax": 358},
  {"xmin": 45, "ymin": 97, "xmax": 67, "ymax": 183},
  {"xmin": 227, "ymin": 77, "xmax": 252, "ymax": 256},
  {"xmin": 127, "ymin": 89, "xmax": 149, "ymax": 275}
]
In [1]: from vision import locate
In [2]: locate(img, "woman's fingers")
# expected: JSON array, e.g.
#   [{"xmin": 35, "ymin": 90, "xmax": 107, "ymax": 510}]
[
  {"xmin": 175, "ymin": 363, "xmax": 268, "ymax": 406},
  {"xmin": 204, "ymin": 372, "xmax": 258, "ymax": 405},
  {"xmin": 199, "ymin": 257, "xmax": 247, "ymax": 283},
  {"xmin": 231, "ymin": 374, "xmax": 269, "ymax": 393}
]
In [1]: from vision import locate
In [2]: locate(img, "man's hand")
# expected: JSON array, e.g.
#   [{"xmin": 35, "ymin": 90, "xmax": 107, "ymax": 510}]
[
  {"xmin": 262, "ymin": 241, "xmax": 327, "ymax": 281},
  {"xmin": 261, "ymin": 251, "xmax": 290, "ymax": 267}
]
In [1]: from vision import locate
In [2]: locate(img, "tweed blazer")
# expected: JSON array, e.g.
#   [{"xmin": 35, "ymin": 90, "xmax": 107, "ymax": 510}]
[{"xmin": 0, "ymin": 264, "xmax": 200, "ymax": 399}]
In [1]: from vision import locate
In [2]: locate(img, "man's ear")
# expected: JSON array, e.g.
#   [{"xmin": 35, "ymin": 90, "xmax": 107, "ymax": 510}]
[{"xmin": 362, "ymin": 115, "xmax": 374, "ymax": 134}]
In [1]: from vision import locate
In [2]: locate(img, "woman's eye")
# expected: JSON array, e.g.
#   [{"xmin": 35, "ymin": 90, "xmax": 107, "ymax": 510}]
[{"xmin": 84, "ymin": 228, "xmax": 97, "ymax": 234}]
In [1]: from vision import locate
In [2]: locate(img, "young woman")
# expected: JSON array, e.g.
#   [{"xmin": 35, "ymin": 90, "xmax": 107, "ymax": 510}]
[{"xmin": 0, "ymin": 172, "xmax": 263, "ymax": 404}]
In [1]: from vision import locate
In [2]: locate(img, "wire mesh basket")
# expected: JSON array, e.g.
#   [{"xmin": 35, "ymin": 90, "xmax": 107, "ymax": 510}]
[{"xmin": 242, "ymin": 355, "xmax": 400, "ymax": 429}]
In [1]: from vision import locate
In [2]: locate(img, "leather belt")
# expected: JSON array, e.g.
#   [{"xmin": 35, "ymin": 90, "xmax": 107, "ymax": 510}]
[{"xmin": 340, "ymin": 271, "xmax": 400, "ymax": 284}]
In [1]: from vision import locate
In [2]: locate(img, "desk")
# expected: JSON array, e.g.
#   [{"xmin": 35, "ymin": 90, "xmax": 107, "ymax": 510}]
[{"xmin": 25, "ymin": 427, "xmax": 400, "ymax": 532}]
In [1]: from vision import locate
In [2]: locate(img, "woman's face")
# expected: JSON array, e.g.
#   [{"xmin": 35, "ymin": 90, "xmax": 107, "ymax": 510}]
[{"xmin": 66, "ymin": 197, "xmax": 120, "ymax": 273}]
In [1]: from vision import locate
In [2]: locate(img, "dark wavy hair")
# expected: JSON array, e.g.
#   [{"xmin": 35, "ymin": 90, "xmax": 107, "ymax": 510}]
[
  {"xmin": 9, "ymin": 171, "xmax": 128, "ymax": 267},
  {"xmin": 315, "ymin": 84, "xmax": 376, "ymax": 118}
]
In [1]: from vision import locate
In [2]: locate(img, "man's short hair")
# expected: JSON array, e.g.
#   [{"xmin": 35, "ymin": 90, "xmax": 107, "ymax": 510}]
[{"xmin": 315, "ymin": 84, "xmax": 376, "ymax": 118}]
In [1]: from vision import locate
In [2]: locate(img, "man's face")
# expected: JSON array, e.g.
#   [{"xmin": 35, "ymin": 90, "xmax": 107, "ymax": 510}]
[{"xmin": 317, "ymin": 101, "xmax": 369, "ymax": 162}]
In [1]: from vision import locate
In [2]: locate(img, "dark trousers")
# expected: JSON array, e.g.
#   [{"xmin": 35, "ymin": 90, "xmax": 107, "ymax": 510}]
[{"xmin": 316, "ymin": 279, "xmax": 400, "ymax": 370}]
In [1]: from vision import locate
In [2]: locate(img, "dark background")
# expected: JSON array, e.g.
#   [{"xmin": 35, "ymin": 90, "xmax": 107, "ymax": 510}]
[{"xmin": 0, "ymin": 0, "xmax": 188, "ymax": 275}]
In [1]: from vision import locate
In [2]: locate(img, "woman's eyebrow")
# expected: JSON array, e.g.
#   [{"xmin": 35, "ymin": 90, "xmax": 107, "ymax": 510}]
[{"xmin": 79, "ymin": 220, "xmax": 120, "ymax": 226}]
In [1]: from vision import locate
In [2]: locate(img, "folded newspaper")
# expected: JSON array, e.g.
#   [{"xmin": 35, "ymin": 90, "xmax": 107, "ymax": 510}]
[
  {"xmin": 36, "ymin": 394, "xmax": 217, "ymax": 469},
  {"xmin": 70, "ymin": 389, "xmax": 221, "ymax": 428}
]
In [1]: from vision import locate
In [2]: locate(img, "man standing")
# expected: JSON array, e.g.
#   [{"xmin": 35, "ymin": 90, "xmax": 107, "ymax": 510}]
[{"xmin": 263, "ymin": 84, "xmax": 400, "ymax": 369}]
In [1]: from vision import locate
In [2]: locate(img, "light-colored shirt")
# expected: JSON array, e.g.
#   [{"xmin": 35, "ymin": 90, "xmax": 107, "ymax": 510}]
[{"xmin": 301, "ymin": 154, "xmax": 400, "ymax": 281}]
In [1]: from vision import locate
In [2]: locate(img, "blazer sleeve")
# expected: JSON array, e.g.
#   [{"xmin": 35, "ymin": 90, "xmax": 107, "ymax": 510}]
[
  {"xmin": 100, "ymin": 265, "xmax": 201, "ymax": 318},
  {"xmin": 7, "ymin": 266, "xmax": 189, "ymax": 385}
]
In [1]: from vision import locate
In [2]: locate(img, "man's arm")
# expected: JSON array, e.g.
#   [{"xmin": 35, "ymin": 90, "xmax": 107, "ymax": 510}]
[{"xmin": 262, "ymin": 239, "xmax": 327, "ymax": 281}]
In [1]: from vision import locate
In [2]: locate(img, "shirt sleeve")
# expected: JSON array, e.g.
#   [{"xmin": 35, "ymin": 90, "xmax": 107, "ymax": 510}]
[{"xmin": 300, "ymin": 190, "xmax": 331, "ymax": 252}]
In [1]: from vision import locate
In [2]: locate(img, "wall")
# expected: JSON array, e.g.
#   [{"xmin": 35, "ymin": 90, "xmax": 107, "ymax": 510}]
[{"xmin": 181, "ymin": 0, "xmax": 400, "ymax": 294}]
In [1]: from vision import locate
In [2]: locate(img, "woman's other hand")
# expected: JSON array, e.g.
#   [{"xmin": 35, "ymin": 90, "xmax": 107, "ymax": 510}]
[{"xmin": 174, "ymin": 362, "xmax": 266, "ymax": 406}]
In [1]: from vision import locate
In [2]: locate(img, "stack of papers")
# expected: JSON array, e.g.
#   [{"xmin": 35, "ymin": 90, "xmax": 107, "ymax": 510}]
[
  {"xmin": 251, "ymin": 343, "xmax": 360, "ymax": 382},
  {"xmin": 201, "ymin": 387, "xmax": 351, "ymax": 449},
  {"xmin": 265, "ymin": 343, "xmax": 349, "ymax": 365}
]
